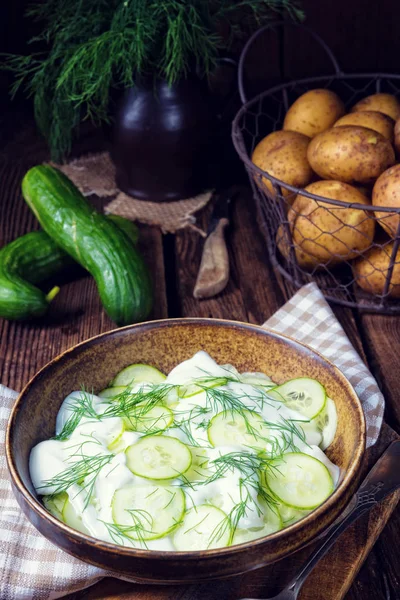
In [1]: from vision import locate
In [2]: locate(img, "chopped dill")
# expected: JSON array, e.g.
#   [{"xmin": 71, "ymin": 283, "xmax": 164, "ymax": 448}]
[{"xmin": 54, "ymin": 389, "xmax": 100, "ymax": 441}]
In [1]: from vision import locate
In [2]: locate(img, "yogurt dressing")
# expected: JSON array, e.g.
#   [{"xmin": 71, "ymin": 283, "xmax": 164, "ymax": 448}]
[{"xmin": 29, "ymin": 351, "xmax": 339, "ymax": 550}]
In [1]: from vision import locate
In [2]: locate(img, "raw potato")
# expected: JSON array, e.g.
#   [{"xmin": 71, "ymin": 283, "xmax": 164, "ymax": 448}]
[
  {"xmin": 307, "ymin": 126, "xmax": 395, "ymax": 184},
  {"xmin": 353, "ymin": 243, "xmax": 400, "ymax": 297},
  {"xmin": 276, "ymin": 223, "xmax": 321, "ymax": 270},
  {"xmin": 278, "ymin": 181, "xmax": 375, "ymax": 268},
  {"xmin": 351, "ymin": 93, "xmax": 400, "ymax": 121},
  {"xmin": 252, "ymin": 130, "xmax": 313, "ymax": 200},
  {"xmin": 283, "ymin": 89, "xmax": 345, "ymax": 138},
  {"xmin": 333, "ymin": 111, "xmax": 395, "ymax": 142},
  {"xmin": 372, "ymin": 165, "xmax": 400, "ymax": 238}
]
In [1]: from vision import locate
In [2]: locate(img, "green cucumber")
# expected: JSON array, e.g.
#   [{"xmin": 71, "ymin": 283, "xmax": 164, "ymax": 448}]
[
  {"xmin": 62, "ymin": 498, "xmax": 90, "ymax": 534},
  {"xmin": 112, "ymin": 484, "xmax": 185, "ymax": 540},
  {"xmin": 0, "ymin": 231, "xmax": 64, "ymax": 319},
  {"xmin": 173, "ymin": 504, "xmax": 230, "ymax": 551},
  {"xmin": 123, "ymin": 404, "xmax": 173, "ymax": 434},
  {"xmin": 232, "ymin": 499, "xmax": 282, "ymax": 544},
  {"xmin": 43, "ymin": 492, "xmax": 68, "ymax": 521},
  {"xmin": 268, "ymin": 378, "xmax": 326, "ymax": 419},
  {"xmin": 112, "ymin": 364, "xmax": 166, "ymax": 387},
  {"xmin": 98, "ymin": 386, "xmax": 128, "ymax": 399},
  {"xmin": 178, "ymin": 377, "xmax": 227, "ymax": 399},
  {"xmin": 0, "ymin": 214, "xmax": 139, "ymax": 321},
  {"xmin": 22, "ymin": 165, "xmax": 153, "ymax": 325},
  {"xmin": 207, "ymin": 410, "xmax": 269, "ymax": 450},
  {"xmin": 125, "ymin": 435, "xmax": 192, "ymax": 480},
  {"xmin": 313, "ymin": 397, "xmax": 338, "ymax": 450},
  {"xmin": 264, "ymin": 452, "xmax": 334, "ymax": 510}
]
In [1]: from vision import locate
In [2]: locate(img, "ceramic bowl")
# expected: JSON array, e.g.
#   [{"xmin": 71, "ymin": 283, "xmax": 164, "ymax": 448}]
[{"xmin": 6, "ymin": 319, "xmax": 365, "ymax": 583}]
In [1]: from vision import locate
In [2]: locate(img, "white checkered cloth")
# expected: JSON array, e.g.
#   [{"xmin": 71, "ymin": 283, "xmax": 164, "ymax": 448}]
[{"xmin": 0, "ymin": 283, "xmax": 384, "ymax": 599}]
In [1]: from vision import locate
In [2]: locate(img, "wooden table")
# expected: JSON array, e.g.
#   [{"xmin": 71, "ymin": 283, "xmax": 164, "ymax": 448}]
[{"xmin": 1, "ymin": 118, "xmax": 399, "ymax": 600}]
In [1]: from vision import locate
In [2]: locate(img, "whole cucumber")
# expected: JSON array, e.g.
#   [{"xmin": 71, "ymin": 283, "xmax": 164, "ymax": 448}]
[
  {"xmin": 0, "ymin": 232, "xmax": 64, "ymax": 319},
  {"xmin": 0, "ymin": 216, "xmax": 140, "ymax": 321},
  {"xmin": 22, "ymin": 165, "xmax": 153, "ymax": 325}
]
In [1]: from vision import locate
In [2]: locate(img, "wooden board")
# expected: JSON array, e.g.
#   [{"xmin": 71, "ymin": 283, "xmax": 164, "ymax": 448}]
[{"xmin": 1, "ymin": 132, "xmax": 399, "ymax": 600}]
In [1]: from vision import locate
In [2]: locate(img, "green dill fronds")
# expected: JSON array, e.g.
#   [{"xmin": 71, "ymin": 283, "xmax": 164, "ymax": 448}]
[
  {"xmin": 3, "ymin": 0, "xmax": 303, "ymax": 160},
  {"xmin": 38, "ymin": 451, "xmax": 114, "ymax": 507},
  {"xmin": 54, "ymin": 389, "xmax": 100, "ymax": 441}
]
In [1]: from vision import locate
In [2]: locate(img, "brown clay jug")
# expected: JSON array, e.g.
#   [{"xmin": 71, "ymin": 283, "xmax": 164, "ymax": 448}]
[{"xmin": 111, "ymin": 74, "xmax": 226, "ymax": 202}]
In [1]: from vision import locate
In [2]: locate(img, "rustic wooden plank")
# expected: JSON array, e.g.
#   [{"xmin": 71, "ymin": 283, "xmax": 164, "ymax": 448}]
[{"xmin": 174, "ymin": 200, "xmax": 248, "ymax": 321}]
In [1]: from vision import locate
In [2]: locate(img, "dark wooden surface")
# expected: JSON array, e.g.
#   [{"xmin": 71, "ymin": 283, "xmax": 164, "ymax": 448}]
[{"xmin": 0, "ymin": 119, "xmax": 399, "ymax": 600}]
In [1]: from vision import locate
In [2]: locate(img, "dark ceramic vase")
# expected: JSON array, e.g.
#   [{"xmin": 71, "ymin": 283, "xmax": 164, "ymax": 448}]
[{"xmin": 111, "ymin": 75, "xmax": 220, "ymax": 202}]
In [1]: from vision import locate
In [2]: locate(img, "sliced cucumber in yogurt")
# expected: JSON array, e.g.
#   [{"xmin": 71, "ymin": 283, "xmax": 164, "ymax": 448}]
[
  {"xmin": 269, "ymin": 378, "xmax": 326, "ymax": 419},
  {"xmin": 123, "ymin": 404, "xmax": 173, "ymax": 434},
  {"xmin": 112, "ymin": 364, "xmax": 166, "ymax": 387},
  {"xmin": 43, "ymin": 492, "xmax": 68, "ymax": 521},
  {"xmin": 112, "ymin": 484, "xmax": 185, "ymax": 540},
  {"xmin": 313, "ymin": 397, "xmax": 338, "ymax": 450},
  {"xmin": 173, "ymin": 504, "xmax": 230, "ymax": 551},
  {"xmin": 264, "ymin": 452, "xmax": 334, "ymax": 510},
  {"xmin": 62, "ymin": 498, "xmax": 90, "ymax": 535},
  {"xmin": 125, "ymin": 435, "xmax": 192, "ymax": 480},
  {"xmin": 208, "ymin": 410, "xmax": 269, "ymax": 450}
]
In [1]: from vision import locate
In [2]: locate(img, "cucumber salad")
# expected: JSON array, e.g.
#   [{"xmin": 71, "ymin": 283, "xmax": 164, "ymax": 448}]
[{"xmin": 30, "ymin": 351, "xmax": 339, "ymax": 551}]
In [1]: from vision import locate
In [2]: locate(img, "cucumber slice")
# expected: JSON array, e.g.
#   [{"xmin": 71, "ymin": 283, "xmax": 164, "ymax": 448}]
[
  {"xmin": 232, "ymin": 500, "xmax": 282, "ymax": 545},
  {"xmin": 173, "ymin": 504, "xmax": 230, "ymax": 551},
  {"xmin": 123, "ymin": 404, "xmax": 173, "ymax": 434},
  {"xmin": 125, "ymin": 435, "xmax": 192, "ymax": 480},
  {"xmin": 208, "ymin": 410, "xmax": 270, "ymax": 450},
  {"xmin": 178, "ymin": 378, "xmax": 227, "ymax": 399},
  {"xmin": 112, "ymin": 484, "xmax": 185, "ymax": 540},
  {"xmin": 265, "ymin": 452, "xmax": 334, "ymax": 510},
  {"xmin": 62, "ymin": 499, "xmax": 90, "ymax": 534},
  {"xmin": 269, "ymin": 378, "xmax": 326, "ymax": 419},
  {"xmin": 277, "ymin": 502, "xmax": 310, "ymax": 526},
  {"xmin": 240, "ymin": 372, "xmax": 275, "ymax": 388},
  {"xmin": 43, "ymin": 492, "xmax": 68, "ymax": 520},
  {"xmin": 112, "ymin": 364, "xmax": 166, "ymax": 387},
  {"xmin": 313, "ymin": 398, "xmax": 338, "ymax": 450},
  {"xmin": 184, "ymin": 447, "xmax": 212, "ymax": 483},
  {"xmin": 98, "ymin": 386, "xmax": 127, "ymax": 399}
]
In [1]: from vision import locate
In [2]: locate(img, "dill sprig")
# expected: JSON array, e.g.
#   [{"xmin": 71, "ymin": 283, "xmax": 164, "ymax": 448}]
[
  {"xmin": 102, "ymin": 383, "xmax": 174, "ymax": 419},
  {"xmin": 38, "ymin": 447, "xmax": 114, "ymax": 508},
  {"xmin": 54, "ymin": 390, "xmax": 100, "ymax": 441},
  {"xmin": 101, "ymin": 508, "xmax": 154, "ymax": 548},
  {"xmin": 3, "ymin": 0, "xmax": 304, "ymax": 160}
]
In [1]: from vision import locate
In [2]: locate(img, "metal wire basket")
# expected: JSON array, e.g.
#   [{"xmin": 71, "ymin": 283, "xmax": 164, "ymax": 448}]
[{"xmin": 232, "ymin": 21, "xmax": 400, "ymax": 313}]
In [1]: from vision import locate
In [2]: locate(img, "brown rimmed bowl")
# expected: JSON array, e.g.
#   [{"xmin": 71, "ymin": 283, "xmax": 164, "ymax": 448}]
[{"xmin": 6, "ymin": 318, "xmax": 365, "ymax": 583}]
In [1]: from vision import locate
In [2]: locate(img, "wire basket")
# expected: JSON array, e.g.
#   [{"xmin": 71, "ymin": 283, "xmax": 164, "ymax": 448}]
[{"xmin": 232, "ymin": 22, "xmax": 400, "ymax": 313}]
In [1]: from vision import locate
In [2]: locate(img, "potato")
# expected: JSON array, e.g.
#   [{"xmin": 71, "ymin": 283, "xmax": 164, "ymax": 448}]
[
  {"xmin": 353, "ymin": 243, "xmax": 400, "ymax": 297},
  {"xmin": 276, "ymin": 223, "xmax": 321, "ymax": 270},
  {"xmin": 372, "ymin": 165, "xmax": 400, "ymax": 238},
  {"xmin": 280, "ymin": 181, "xmax": 375, "ymax": 267},
  {"xmin": 252, "ymin": 130, "xmax": 313, "ymax": 200},
  {"xmin": 333, "ymin": 111, "xmax": 394, "ymax": 142},
  {"xmin": 351, "ymin": 93, "xmax": 400, "ymax": 121},
  {"xmin": 307, "ymin": 126, "xmax": 395, "ymax": 184},
  {"xmin": 394, "ymin": 118, "xmax": 400, "ymax": 156},
  {"xmin": 283, "ymin": 89, "xmax": 345, "ymax": 138}
]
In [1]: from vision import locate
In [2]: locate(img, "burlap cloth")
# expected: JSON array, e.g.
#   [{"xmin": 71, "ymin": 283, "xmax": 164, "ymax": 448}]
[
  {"xmin": 0, "ymin": 283, "xmax": 385, "ymax": 599},
  {"xmin": 52, "ymin": 152, "xmax": 212, "ymax": 235}
]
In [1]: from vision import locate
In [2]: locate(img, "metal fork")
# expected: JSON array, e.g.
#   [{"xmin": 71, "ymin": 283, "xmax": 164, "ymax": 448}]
[{"xmin": 241, "ymin": 440, "xmax": 400, "ymax": 600}]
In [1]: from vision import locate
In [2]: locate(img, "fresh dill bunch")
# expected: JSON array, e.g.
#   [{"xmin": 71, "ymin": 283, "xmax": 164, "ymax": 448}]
[{"xmin": 3, "ymin": 0, "xmax": 304, "ymax": 160}]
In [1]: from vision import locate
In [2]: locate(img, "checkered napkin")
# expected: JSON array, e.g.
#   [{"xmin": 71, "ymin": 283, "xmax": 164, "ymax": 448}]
[{"xmin": 0, "ymin": 283, "xmax": 384, "ymax": 599}]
